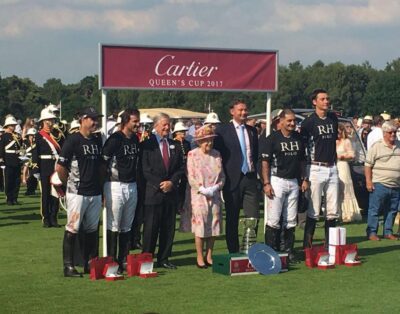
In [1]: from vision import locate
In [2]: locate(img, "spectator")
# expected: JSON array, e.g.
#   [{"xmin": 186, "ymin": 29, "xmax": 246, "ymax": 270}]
[
  {"xmin": 171, "ymin": 121, "xmax": 191, "ymax": 233},
  {"xmin": 22, "ymin": 117, "xmax": 35, "ymax": 140},
  {"xmin": 358, "ymin": 115, "xmax": 373, "ymax": 149},
  {"xmin": 204, "ymin": 112, "xmax": 221, "ymax": 132},
  {"xmin": 336, "ymin": 123, "xmax": 362, "ymax": 222},
  {"xmin": 365, "ymin": 121, "xmax": 400, "ymax": 241},
  {"xmin": 367, "ymin": 115, "xmax": 384, "ymax": 150},
  {"xmin": 352, "ymin": 116, "xmax": 359, "ymax": 131}
]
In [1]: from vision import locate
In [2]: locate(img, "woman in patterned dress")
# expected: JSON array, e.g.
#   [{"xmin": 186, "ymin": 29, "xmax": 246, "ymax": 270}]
[{"xmin": 187, "ymin": 125, "xmax": 225, "ymax": 269}]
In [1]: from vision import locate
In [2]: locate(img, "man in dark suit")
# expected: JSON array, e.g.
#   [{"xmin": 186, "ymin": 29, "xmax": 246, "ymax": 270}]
[
  {"xmin": 141, "ymin": 113, "xmax": 184, "ymax": 269},
  {"xmin": 214, "ymin": 99, "xmax": 259, "ymax": 253}
]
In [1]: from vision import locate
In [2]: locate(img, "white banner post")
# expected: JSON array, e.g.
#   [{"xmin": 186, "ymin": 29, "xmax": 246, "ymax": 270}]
[
  {"xmin": 264, "ymin": 92, "xmax": 272, "ymax": 233},
  {"xmin": 101, "ymin": 89, "xmax": 108, "ymax": 257}
]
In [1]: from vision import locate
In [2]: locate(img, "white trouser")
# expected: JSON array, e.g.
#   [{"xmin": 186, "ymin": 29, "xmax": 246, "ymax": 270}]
[
  {"xmin": 266, "ymin": 176, "xmax": 299, "ymax": 229},
  {"xmin": 307, "ymin": 164, "xmax": 339, "ymax": 220},
  {"xmin": 65, "ymin": 193, "xmax": 102, "ymax": 233},
  {"xmin": 104, "ymin": 181, "xmax": 138, "ymax": 232}
]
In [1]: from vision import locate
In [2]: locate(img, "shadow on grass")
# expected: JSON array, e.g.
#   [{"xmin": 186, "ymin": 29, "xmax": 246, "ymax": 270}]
[
  {"xmin": 358, "ymin": 244, "xmax": 400, "ymax": 257},
  {"xmin": 171, "ymin": 249, "xmax": 195, "ymax": 257},
  {"xmin": 1, "ymin": 206, "xmax": 39, "ymax": 213},
  {"xmin": 0, "ymin": 213, "xmax": 42, "ymax": 221},
  {"xmin": 0, "ymin": 222, "xmax": 29, "ymax": 227},
  {"xmin": 171, "ymin": 256, "xmax": 196, "ymax": 267},
  {"xmin": 174, "ymin": 235, "xmax": 225, "ymax": 246}
]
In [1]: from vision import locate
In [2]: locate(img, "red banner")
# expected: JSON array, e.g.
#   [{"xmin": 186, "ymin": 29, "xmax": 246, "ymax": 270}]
[{"xmin": 100, "ymin": 45, "xmax": 278, "ymax": 92}]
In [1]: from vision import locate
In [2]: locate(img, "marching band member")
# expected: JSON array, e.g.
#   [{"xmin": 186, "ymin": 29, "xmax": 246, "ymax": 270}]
[
  {"xmin": 0, "ymin": 125, "xmax": 4, "ymax": 192},
  {"xmin": 32, "ymin": 108, "xmax": 62, "ymax": 227},
  {"xmin": 22, "ymin": 128, "xmax": 38, "ymax": 196},
  {"xmin": 68, "ymin": 120, "xmax": 80, "ymax": 135},
  {"xmin": 47, "ymin": 103, "xmax": 67, "ymax": 145},
  {"xmin": 0, "ymin": 115, "xmax": 22, "ymax": 205}
]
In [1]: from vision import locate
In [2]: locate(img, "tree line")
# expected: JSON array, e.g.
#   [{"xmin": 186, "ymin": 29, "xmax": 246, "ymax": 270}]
[{"xmin": 1, "ymin": 58, "xmax": 399, "ymax": 124}]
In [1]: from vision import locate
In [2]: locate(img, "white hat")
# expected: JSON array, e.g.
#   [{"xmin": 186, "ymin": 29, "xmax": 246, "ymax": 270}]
[
  {"xmin": 69, "ymin": 120, "xmax": 80, "ymax": 132},
  {"xmin": 39, "ymin": 108, "xmax": 57, "ymax": 122},
  {"xmin": 4, "ymin": 115, "xmax": 18, "ymax": 127},
  {"xmin": 116, "ymin": 116, "xmax": 121, "ymax": 125},
  {"xmin": 173, "ymin": 121, "xmax": 188, "ymax": 133},
  {"xmin": 380, "ymin": 112, "xmax": 391, "ymax": 121},
  {"xmin": 271, "ymin": 109, "xmax": 283, "ymax": 121},
  {"xmin": 47, "ymin": 103, "xmax": 60, "ymax": 113},
  {"xmin": 204, "ymin": 112, "xmax": 221, "ymax": 124},
  {"xmin": 363, "ymin": 115, "xmax": 373, "ymax": 121},
  {"xmin": 140, "ymin": 113, "xmax": 153, "ymax": 124},
  {"xmin": 26, "ymin": 128, "xmax": 37, "ymax": 136}
]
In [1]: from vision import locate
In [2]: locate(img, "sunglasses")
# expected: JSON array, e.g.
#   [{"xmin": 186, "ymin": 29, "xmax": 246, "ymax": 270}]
[{"xmin": 385, "ymin": 131, "xmax": 396, "ymax": 134}]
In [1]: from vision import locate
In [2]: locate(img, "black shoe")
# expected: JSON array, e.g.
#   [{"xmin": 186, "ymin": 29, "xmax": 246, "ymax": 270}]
[
  {"xmin": 7, "ymin": 201, "xmax": 13, "ymax": 206},
  {"xmin": 157, "ymin": 261, "xmax": 177, "ymax": 270},
  {"xmin": 50, "ymin": 218, "xmax": 61, "ymax": 228},
  {"xmin": 83, "ymin": 263, "xmax": 90, "ymax": 274},
  {"xmin": 196, "ymin": 262, "xmax": 208, "ymax": 269},
  {"xmin": 12, "ymin": 200, "xmax": 20, "ymax": 205},
  {"xmin": 130, "ymin": 241, "xmax": 143, "ymax": 250},
  {"xmin": 42, "ymin": 221, "xmax": 51, "ymax": 228},
  {"xmin": 117, "ymin": 264, "xmax": 124, "ymax": 275},
  {"xmin": 64, "ymin": 266, "xmax": 83, "ymax": 278},
  {"xmin": 204, "ymin": 260, "xmax": 213, "ymax": 267}
]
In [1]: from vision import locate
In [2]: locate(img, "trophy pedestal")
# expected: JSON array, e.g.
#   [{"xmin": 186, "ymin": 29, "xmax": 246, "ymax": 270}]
[
  {"xmin": 212, "ymin": 253, "xmax": 289, "ymax": 276},
  {"xmin": 213, "ymin": 253, "xmax": 258, "ymax": 276}
]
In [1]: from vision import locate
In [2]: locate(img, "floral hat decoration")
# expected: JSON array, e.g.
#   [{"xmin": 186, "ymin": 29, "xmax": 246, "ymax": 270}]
[{"xmin": 194, "ymin": 125, "xmax": 217, "ymax": 142}]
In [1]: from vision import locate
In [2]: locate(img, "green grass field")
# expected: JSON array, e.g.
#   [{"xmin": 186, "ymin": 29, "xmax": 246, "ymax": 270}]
[{"xmin": 1, "ymin": 190, "xmax": 399, "ymax": 314}]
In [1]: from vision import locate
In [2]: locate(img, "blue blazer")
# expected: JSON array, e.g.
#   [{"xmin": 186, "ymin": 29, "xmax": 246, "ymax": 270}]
[{"xmin": 214, "ymin": 122, "xmax": 258, "ymax": 191}]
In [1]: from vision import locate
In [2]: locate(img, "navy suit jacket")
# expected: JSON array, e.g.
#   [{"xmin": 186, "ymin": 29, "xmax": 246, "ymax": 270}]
[
  {"xmin": 214, "ymin": 122, "xmax": 258, "ymax": 191},
  {"xmin": 141, "ymin": 135, "xmax": 184, "ymax": 205}
]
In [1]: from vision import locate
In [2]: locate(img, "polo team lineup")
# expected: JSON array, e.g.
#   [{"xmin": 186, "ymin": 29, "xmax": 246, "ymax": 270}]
[{"xmin": 0, "ymin": 88, "xmax": 399, "ymax": 278}]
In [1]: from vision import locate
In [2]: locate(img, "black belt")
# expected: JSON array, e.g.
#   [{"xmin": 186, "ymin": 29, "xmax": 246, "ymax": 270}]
[
  {"xmin": 310, "ymin": 161, "xmax": 335, "ymax": 167},
  {"xmin": 241, "ymin": 171, "xmax": 256, "ymax": 177}
]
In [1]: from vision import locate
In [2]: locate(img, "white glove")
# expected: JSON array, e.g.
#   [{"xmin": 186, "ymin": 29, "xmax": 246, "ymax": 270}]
[
  {"xmin": 199, "ymin": 185, "xmax": 219, "ymax": 198},
  {"xmin": 209, "ymin": 185, "xmax": 220, "ymax": 195},
  {"xmin": 33, "ymin": 173, "xmax": 40, "ymax": 180},
  {"xmin": 198, "ymin": 186, "xmax": 207, "ymax": 195}
]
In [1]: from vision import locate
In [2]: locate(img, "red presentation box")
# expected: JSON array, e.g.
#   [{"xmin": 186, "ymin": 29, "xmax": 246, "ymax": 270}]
[
  {"xmin": 103, "ymin": 262, "xmax": 124, "ymax": 281},
  {"xmin": 89, "ymin": 256, "xmax": 113, "ymax": 280},
  {"xmin": 127, "ymin": 253, "xmax": 157, "ymax": 278}
]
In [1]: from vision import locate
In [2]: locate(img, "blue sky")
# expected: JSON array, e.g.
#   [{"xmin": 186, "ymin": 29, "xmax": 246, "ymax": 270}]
[{"xmin": 0, "ymin": 0, "xmax": 399, "ymax": 85}]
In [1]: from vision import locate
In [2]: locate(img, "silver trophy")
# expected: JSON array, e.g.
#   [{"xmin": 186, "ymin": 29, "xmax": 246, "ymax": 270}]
[{"xmin": 240, "ymin": 218, "xmax": 258, "ymax": 254}]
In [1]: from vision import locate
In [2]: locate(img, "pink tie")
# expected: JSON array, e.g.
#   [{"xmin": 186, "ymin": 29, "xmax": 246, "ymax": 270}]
[{"xmin": 162, "ymin": 138, "xmax": 170, "ymax": 170}]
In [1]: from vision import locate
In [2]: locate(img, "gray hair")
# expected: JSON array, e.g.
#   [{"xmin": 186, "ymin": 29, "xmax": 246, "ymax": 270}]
[
  {"xmin": 382, "ymin": 121, "xmax": 397, "ymax": 133},
  {"xmin": 153, "ymin": 113, "xmax": 170, "ymax": 126}
]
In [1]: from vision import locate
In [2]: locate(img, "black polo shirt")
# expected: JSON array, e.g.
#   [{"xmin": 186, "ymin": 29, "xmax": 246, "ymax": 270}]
[
  {"xmin": 300, "ymin": 112, "xmax": 338, "ymax": 163},
  {"xmin": 102, "ymin": 131, "xmax": 140, "ymax": 183},
  {"xmin": 58, "ymin": 132, "xmax": 103, "ymax": 196},
  {"xmin": 260, "ymin": 130, "xmax": 305, "ymax": 179}
]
